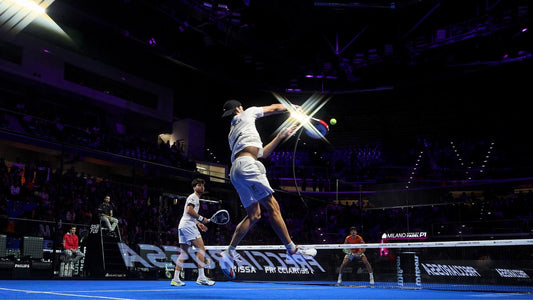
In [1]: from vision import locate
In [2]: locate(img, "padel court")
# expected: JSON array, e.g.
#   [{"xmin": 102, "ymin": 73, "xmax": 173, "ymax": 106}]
[{"xmin": 1, "ymin": 279, "xmax": 532, "ymax": 300}]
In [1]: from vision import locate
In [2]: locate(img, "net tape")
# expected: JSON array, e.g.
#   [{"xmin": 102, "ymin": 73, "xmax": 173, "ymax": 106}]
[{"xmin": 205, "ymin": 238, "xmax": 533, "ymax": 251}]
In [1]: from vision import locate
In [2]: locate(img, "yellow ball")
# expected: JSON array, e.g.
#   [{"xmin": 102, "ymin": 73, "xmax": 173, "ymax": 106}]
[{"xmin": 330, "ymin": 118, "xmax": 337, "ymax": 125}]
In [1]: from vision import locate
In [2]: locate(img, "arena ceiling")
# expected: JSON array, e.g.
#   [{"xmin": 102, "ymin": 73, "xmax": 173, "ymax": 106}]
[
  {"xmin": 6, "ymin": 0, "xmax": 533, "ymax": 166},
  {"xmin": 34, "ymin": 0, "xmax": 531, "ymax": 94}
]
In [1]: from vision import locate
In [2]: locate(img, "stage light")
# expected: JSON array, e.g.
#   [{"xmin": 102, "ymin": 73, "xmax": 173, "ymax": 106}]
[
  {"xmin": 0, "ymin": 0, "xmax": 72, "ymax": 42},
  {"xmin": 8, "ymin": 0, "xmax": 46, "ymax": 14},
  {"xmin": 1, "ymin": 0, "xmax": 52, "ymax": 35}
]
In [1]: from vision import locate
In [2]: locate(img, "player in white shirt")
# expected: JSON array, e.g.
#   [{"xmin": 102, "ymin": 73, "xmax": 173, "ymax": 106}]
[
  {"xmin": 217, "ymin": 99, "xmax": 317, "ymax": 280},
  {"xmin": 171, "ymin": 178, "xmax": 215, "ymax": 286}
]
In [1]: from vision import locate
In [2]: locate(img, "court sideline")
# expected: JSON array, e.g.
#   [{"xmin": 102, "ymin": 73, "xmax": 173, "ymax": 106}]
[{"xmin": 0, "ymin": 280, "xmax": 531, "ymax": 300}]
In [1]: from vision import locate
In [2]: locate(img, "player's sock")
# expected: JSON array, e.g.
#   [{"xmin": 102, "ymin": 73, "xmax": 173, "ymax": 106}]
[
  {"xmin": 173, "ymin": 269, "xmax": 181, "ymax": 281},
  {"xmin": 285, "ymin": 242, "xmax": 297, "ymax": 254}
]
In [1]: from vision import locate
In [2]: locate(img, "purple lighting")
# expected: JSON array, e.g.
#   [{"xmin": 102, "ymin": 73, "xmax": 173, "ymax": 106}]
[{"xmin": 304, "ymin": 74, "xmax": 337, "ymax": 80}]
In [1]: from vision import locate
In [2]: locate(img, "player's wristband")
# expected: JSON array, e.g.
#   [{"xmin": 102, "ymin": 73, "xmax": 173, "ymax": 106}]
[{"xmin": 197, "ymin": 216, "xmax": 204, "ymax": 222}]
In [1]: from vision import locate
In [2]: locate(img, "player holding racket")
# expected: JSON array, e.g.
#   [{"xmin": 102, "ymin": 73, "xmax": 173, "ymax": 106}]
[
  {"xmin": 217, "ymin": 99, "xmax": 317, "ymax": 280},
  {"xmin": 171, "ymin": 178, "xmax": 215, "ymax": 286},
  {"xmin": 337, "ymin": 226, "xmax": 374, "ymax": 285}
]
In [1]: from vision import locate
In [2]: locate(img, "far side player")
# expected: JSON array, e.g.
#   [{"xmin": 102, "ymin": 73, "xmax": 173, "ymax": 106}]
[{"xmin": 337, "ymin": 226, "xmax": 374, "ymax": 285}]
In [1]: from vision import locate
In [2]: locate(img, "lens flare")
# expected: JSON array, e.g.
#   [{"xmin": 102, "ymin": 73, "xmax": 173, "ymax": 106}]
[{"xmin": 271, "ymin": 91, "xmax": 332, "ymax": 143}]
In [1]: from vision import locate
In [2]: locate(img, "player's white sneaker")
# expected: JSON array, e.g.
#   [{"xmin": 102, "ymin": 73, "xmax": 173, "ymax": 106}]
[
  {"xmin": 336, "ymin": 278, "xmax": 342, "ymax": 285},
  {"xmin": 233, "ymin": 252, "xmax": 244, "ymax": 263},
  {"xmin": 170, "ymin": 280, "xmax": 185, "ymax": 286},
  {"xmin": 216, "ymin": 251, "xmax": 235, "ymax": 280},
  {"xmin": 287, "ymin": 247, "xmax": 317, "ymax": 261},
  {"xmin": 196, "ymin": 277, "xmax": 215, "ymax": 286},
  {"xmin": 370, "ymin": 274, "xmax": 375, "ymax": 285}
]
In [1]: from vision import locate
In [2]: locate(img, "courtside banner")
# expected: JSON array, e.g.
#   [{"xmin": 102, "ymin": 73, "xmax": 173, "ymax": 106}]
[
  {"xmin": 388, "ymin": 252, "xmax": 533, "ymax": 287},
  {"xmin": 117, "ymin": 243, "xmax": 327, "ymax": 281},
  {"xmin": 113, "ymin": 242, "xmax": 533, "ymax": 285},
  {"xmin": 209, "ymin": 249, "xmax": 327, "ymax": 281},
  {"xmin": 419, "ymin": 260, "xmax": 533, "ymax": 286}
]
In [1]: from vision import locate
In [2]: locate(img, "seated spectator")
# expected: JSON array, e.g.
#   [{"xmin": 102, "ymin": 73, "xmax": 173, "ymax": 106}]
[{"xmin": 63, "ymin": 225, "xmax": 85, "ymax": 263}]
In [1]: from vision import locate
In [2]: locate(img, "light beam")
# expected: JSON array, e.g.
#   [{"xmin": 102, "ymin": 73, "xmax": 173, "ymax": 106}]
[{"xmin": 272, "ymin": 91, "xmax": 332, "ymax": 143}]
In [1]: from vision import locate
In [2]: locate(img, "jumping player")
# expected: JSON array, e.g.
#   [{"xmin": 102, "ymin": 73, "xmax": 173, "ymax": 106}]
[{"xmin": 217, "ymin": 99, "xmax": 317, "ymax": 280}]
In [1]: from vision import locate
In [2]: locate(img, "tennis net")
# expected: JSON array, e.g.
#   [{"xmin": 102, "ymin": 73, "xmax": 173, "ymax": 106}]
[{"xmin": 203, "ymin": 239, "xmax": 533, "ymax": 293}]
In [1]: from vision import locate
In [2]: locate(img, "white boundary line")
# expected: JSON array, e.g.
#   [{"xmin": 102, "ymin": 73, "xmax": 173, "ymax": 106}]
[
  {"xmin": 0, "ymin": 285, "xmax": 337, "ymax": 298},
  {"xmin": 0, "ymin": 287, "xmax": 134, "ymax": 300}
]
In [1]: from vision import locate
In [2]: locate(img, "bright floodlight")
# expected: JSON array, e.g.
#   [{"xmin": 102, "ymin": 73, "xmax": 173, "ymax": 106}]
[
  {"xmin": 1, "ymin": 0, "xmax": 73, "ymax": 43},
  {"xmin": 12, "ymin": 0, "xmax": 46, "ymax": 14}
]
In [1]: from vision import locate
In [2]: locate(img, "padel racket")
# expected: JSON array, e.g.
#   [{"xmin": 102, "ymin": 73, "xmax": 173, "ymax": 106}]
[
  {"xmin": 209, "ymin": 209, "xmax": 230, "ymax": 225},
  {"xmin": 289, "ymin": 104, "xmax": 329, "ymax": 139},
  {"xmin": 305, "ymin": 118, "xmax": 329, "ymax": 139}
]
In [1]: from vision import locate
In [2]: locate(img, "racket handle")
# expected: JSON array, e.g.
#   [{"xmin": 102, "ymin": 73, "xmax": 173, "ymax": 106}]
[{"xmin": 288, "ymin": 103, "xmax": 321, "ymax": 122}]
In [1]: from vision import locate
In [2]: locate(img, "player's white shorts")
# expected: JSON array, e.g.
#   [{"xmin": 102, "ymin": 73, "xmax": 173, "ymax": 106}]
[
  {"xmin": 345, "ymin": 252, "xmax": 365, "ymax": 261},
  {"xmin": 178, "ymin": 225, "xmax": 201, "ymax": 245},
  {"xmin": 230, "ymin": 155, "xmax": 274, "ymax": 208}
]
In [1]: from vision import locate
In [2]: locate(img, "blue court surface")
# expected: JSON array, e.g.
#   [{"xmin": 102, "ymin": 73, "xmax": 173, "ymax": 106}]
[{"xmin": 0, "ymin": 280, "xmax": 532, "ymax": 300}]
